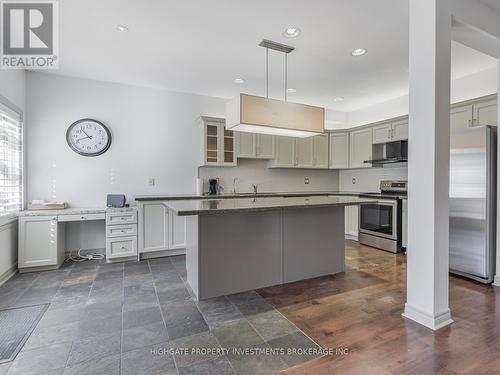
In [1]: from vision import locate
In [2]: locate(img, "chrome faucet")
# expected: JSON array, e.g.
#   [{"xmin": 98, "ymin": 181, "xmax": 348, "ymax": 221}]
[{"xmin": 252, "ymin": 184, "xmax": 258, "ymax": 194}]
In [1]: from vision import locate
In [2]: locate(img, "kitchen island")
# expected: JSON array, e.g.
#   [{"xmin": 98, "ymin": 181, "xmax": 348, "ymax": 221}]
[{"xmin": 165, "ymin": 195, "xmax": 375, "ymax": 300}]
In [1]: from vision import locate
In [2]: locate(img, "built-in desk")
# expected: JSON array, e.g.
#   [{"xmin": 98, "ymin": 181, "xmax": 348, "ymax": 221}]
[{"xmin": 18, "ymin": 207, "xmax": 137, "ymax": 272}]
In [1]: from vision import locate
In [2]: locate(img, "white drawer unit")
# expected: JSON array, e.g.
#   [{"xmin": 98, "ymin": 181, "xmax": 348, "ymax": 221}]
[
  {"xmin": 106, "ymin": 224, "xmax": 137, "ymax": 238},
  {"xmin": 106, "ymin": 236, "xmax": 137, "ymax": 259},
  {"xmin": 105, "ymin": 209, "xmax": 138, "ymax": 262},
  {"xmin": 106, "ymin": 211, "xmax": 137, "ymax": 225},
  {"xmin": 58, "ymin": 213, "xmax": 106, "ymax": 222}
]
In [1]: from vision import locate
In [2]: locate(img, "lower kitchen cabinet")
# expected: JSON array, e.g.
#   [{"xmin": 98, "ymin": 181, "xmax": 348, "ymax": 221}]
[
  {"xmin": 344, "ymin": 206, "xmax": 359, "ymax": 239},
  {"xmin": 18, "ymin": 216, "xmax": 65, "ymax": 271},
  {"xmin": 105, "ymin": 209, "xmax": 138, "ymax": 262},
  {"xmin": 138, "ymin": 201, "xmax": 186, "ymax": 257}
]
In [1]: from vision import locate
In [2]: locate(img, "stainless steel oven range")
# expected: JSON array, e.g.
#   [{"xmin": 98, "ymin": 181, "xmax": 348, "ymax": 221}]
[{"xmin": 358, "ymin": 180, "xmax": 407, "ymax": 253}]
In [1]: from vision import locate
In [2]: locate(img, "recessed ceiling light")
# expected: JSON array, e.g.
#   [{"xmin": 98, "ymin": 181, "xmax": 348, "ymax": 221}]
[
  {"xmin": 286, "ymin": 88, "xmax": 297, "ymax": 93},
  {"xmin": 333, "ymin": 96, "xmax": 345, "ymax": 102},
  {"xmin": 283, "ymin": 27, "xmax": 301, "ymax": 38},
  {"xmin": 351, "ymin": 48, "xmax": 367, "ymax": 56},
  {"xmin": 116, "ymin": 24, "xmax": 129, "ymax": 32},
  {"xmin": 233, "ymin": 78, "xmax": 245, "ymax": 84}
]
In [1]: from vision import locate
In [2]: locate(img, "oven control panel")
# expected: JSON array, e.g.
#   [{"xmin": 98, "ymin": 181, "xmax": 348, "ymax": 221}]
[{"xmin": 380, "ymin": 180, "xmax": 408, "ymax": 193}]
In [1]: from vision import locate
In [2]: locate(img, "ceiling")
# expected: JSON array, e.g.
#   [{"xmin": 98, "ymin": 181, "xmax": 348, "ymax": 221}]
[{"xmin": 51, "ymin": 0, "xmax": 498, "ymax": 112}]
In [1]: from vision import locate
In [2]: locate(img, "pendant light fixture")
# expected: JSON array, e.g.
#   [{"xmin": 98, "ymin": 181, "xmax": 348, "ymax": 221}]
[{"xmin": 226, "ymin": 40, "xmax": 325, "ymax": 138}]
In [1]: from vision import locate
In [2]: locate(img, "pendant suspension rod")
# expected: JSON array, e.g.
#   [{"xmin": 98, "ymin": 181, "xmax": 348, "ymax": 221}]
[
  {"xmin": 284, "ymin": 53, "xmax": 288, "ymax": 101},
  {"xmin": 266, "ymin": 47, "xmax": 269, "ymax": 99}
]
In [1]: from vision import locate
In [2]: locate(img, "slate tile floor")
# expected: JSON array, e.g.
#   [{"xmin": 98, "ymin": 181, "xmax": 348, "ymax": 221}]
[{"xmin": 0, "ymin": 256, "xmax": 321, "ymax": 375}]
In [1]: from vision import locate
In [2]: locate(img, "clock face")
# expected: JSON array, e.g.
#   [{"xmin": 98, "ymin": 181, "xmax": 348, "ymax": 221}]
[{"xmin": 66, "ymin": 119, "xmax": 112, "ymax": 156}]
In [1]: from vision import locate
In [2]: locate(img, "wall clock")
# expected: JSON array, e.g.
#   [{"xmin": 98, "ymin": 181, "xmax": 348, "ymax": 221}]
[{"xmin": 66, "ymin": 118, "xmax": 112, "ymax": 156}]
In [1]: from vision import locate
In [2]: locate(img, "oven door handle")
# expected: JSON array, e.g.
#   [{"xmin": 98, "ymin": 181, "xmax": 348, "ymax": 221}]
[{"xmin": 376, "ymin": 200, "xmax": 397, "ymax": 206}]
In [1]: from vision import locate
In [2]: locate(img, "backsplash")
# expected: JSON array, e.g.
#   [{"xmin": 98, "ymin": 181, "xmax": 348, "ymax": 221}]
[
  {"xmin": 199, "ymin": 159, "xmax": 339, "ymax": 194},
  {"xmin": 339, "ymin": 164, "xmax": 408, "ymax": 192}
]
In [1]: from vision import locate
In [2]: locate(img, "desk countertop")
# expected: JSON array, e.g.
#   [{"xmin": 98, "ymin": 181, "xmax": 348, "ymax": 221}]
[{"xmin": 18, "ymin": 207, "xmax": 136, "ymax": 217}]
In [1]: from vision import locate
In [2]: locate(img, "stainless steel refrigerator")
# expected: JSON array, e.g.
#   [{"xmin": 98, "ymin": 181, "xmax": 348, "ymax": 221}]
[{"xmin": 449, "ymin": 125, "xmax": 496, "ymax": 283}]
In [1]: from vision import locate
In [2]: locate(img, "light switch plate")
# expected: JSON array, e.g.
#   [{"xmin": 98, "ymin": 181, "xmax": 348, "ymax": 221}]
[{"xmin": 148, "ymin": 178, "xmax": 155, "ymax": 186}]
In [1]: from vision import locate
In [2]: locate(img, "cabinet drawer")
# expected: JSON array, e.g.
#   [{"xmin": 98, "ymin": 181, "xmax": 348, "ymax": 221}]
[
  {"xmin": 106, "ymin": 236, "xmax": 137, "ymax": 259},
  {"xmin": 106, "ymin": 224, "xmax": 137, "ymax": 238},
  {"xmin": 58, "ymin": 213, "xmax": 105, "ymax": 222},
  {"xmin": 106, "ymin": 211, "xmax": 137, "ymax": 225}
]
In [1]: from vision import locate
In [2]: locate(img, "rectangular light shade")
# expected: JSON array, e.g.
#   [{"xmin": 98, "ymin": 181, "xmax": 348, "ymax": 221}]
[{"xmin": 225, "ymin": 93, "xmax": 325, "ymax": 138}]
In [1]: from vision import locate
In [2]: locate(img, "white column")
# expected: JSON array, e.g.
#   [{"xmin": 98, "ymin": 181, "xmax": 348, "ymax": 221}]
[
  {"xmin": 494, "ymin": 60, "xmax": 500, "ymax": 288},
  {"xmin": 403, "ymin": 0, "xmax": 453, "ymax": 330}
]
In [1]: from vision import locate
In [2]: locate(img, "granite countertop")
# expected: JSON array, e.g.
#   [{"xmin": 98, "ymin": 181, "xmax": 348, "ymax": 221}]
[
  {"xmin": 18, "ymin": 206, "xmax": 136, "ymax": 217},
  {"xmin": 135, "ymin": 191, "xmax": 363, "ymax": 201},
  {"xmin": 165, "ymin": 195, "xmax": 377, "ymax": 216}
]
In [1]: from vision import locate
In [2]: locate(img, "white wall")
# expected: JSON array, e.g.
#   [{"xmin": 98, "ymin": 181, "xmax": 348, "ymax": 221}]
[
  {"xmin": 0, "ymin": 70, "xmax": 25, "ymax": 283},
  {"xmin": 199, "ymin": 159, "xmax": 339, "ymax": 194},
  {"xmin": 345, "ymin": 67, "xmax": 497, "ymax": 127}
]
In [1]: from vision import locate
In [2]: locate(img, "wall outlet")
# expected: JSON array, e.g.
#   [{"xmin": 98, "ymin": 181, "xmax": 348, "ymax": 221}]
[
  {"xmin": 352, "ymin": 178, "xmax": 357, "ymax": 185},
  {"xmin": 304, "ymin": 177, "xmax": 310, "ymax": 185},
  {"xmin": 148, "ymin": 178, "xmax": 155, "ymax": 186}
]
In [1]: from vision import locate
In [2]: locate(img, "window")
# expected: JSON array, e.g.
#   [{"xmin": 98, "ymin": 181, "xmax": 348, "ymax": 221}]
[{"xmin": 0, "ymin": 101, "xmax": 23, "ymax": 217}]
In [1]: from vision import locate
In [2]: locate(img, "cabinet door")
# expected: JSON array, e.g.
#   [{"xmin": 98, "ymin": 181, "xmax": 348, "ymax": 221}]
[
  {"xmin": 256, "ymin": 134, "xmax": 275, "ymax": 159},
  {"xmin": 372, "ymin": 123, "xmax": 392, "ymax": 144},
  {"xmin": 221, "ymin": 126, "xmax": 236, "ymax": 166},
  {"xmin": 272, "ymin": 136, "xmax": 296, "ymax": 167},
  {"xmin": 205, "ymin": 122, "xmax": 220, "ymax": 165},
  {"xmin": 19, "ymin": 216, "xmax": 58, "ymax": 268},
  {"xmin": 473, "ymin": 99, "xmax": 497, "ymax": 127},
  {"xmin": 236, "ymin": 132, "xmax": 256, "ymax": 158},
  {"xmin": 450, "ymin": 104, "xmax": 473, "ymax": 129},
  {"xmin": 140, "ymin": 202, "xmax": 169, "ymax": 253},
  {"xmin": 329, "ymin": 133, "xmax": 349, "ymax": 169},
  {"xmin": 391, "ymin": 118, "xmax": 409, "ymax": 141},
  {"xmin": 313, "ymin": 134, "xmax": 329, "ymax": 168},
  {"xmin": 350, "ymin": 128, "xmax": 372, "ymax": 168},
  {"xmin": 169, "ymin": 210, "xmax": 186, "ymax": 249},
  {"xmin": 295, "ymin": 137, "xmax": 314, "ymax": 168}
]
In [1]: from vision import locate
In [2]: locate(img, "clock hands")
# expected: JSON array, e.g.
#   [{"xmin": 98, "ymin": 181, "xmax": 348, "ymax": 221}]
[{"xmin": 81, "ymin": 129, "xmax": 92, "ymax": 139}]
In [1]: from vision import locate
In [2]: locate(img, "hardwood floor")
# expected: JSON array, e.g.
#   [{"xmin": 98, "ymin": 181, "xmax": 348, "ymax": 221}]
[{"xmin": 258, "ymin": 240, "xmax": 500, "ymax": 375}]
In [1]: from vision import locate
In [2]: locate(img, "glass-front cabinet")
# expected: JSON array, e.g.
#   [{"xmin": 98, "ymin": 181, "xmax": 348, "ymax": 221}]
[{"xmin": 201, "ymin": 117, "xmax": 236, "ymax": 167}]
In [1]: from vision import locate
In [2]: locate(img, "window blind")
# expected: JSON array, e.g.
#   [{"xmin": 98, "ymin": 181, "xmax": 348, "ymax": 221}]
[{"xmin": 0, "ymin": 104, "xmax": 23, "ymax": 217}]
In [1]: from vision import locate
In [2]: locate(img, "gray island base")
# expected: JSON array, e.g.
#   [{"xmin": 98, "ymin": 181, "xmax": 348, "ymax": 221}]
[{"xmin": 165, "ymin": 195, "xmax": 375, "ymax": 300}]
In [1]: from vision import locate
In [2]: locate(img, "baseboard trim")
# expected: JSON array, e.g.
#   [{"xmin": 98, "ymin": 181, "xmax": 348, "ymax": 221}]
[
  {"xmin": 140, "ymin": 248, "xmax": 186, "ymax": 260},
  {"xmin": 403, "ymin": 304, "xmax": 453, "ymax": 330},
  {"xmin": 345, "ymin": 234, "xmax": 358, "ymax": 241},
  {"xmin": 493, "ymin": 275, "xmax": 500, "ymax": 288},
  {"xmin": 0, "ymin": 263, "xmax": 17, "ymax": 286}
]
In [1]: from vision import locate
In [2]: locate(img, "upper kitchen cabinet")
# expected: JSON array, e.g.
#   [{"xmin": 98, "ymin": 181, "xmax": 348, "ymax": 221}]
[
  {"xmin": 372, "ymin": 118, "xmax": 408, "ymax": 144},
  {"xmin": 200, "ymin": 117, "xmax": 236, "ymax": 167},
  {"xmin": 268, "ymin": 134, "xmax": 329, "ymax": 169},
  {"xmin": 269, "ymin": 136, "xmax": 296, "ymax": 168},
  {"xmin": 312, "ymin": 133, "xmax": 329, "ymax": 169},
  {"xmin": 450, "ymin": 95, "xmax": 497, "ymax": 129},
  {"xmin": 329, "ymin": 132, "xmax": 349, "ymax": 169},
  {"xmin": 236, "ymin": 133, "xmax": 275, "ymax": 159},
  {"xmin": 473, "ymin": 98, "xmax": 497, "ymax": 127},
  {"xmin": 350, "ymin": 128, "xmax": 372, "ymax": 168},
  {"xmin": 391, "ymin": 118, "xmax": 409, "ymax": 141},
  {"xmin": 295, "ymin": 137, "xmax": 314, "ymax": 168},
  {"xmin": 451, "ymin": 104, "xmax": 474, "ymax": 129}
]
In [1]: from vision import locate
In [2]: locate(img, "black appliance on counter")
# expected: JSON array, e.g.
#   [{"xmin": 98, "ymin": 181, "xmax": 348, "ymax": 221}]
[
  {"xmin": 358, "ymin": 180, "xmax": 407, "ymax": 253},
  {"xmin": 208, "ymin": 179, "xmax": 220, "ymax": 195}
]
